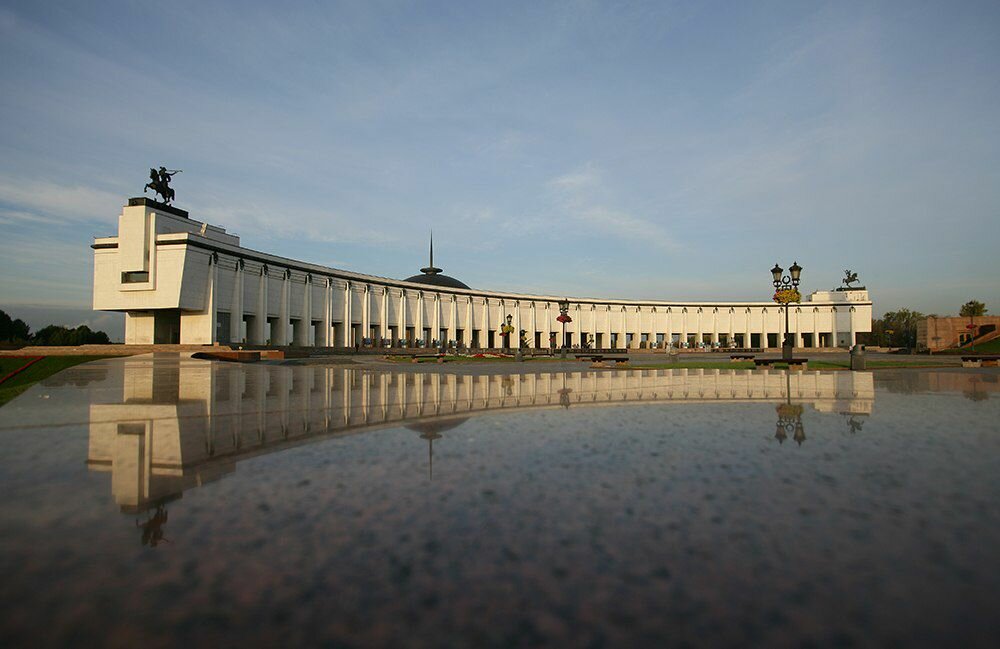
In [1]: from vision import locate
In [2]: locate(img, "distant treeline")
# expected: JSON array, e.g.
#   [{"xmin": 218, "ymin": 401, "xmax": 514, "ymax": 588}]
[{"xmin": 0, "ymin": 309, "xmax": 111, "ymax": 346}]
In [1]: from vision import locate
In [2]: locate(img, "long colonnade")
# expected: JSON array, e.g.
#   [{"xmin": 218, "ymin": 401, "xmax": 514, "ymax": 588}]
[{"xmin": 93, "ymin": 200, "xmax": 872, "ymax": 348}]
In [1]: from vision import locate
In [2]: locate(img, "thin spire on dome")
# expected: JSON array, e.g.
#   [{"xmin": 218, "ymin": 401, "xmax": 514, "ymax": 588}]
[{"xmin": 420, "ymin": 230, "xmax": 442, "ymax": 275}]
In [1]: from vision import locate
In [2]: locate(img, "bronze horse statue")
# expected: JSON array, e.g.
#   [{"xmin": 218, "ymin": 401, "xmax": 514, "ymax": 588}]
[{"xmin": 144, "ymin": 167, "xmax": 180, "ymax": 204}]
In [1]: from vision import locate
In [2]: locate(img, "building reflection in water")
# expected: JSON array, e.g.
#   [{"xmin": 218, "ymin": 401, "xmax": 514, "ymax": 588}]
[{"xmin": 86, "ymin": 357, "xmax": 876, "ymax": 535}]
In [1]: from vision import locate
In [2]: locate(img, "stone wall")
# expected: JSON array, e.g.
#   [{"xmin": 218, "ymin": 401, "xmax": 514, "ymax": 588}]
[{"xmin": 917, "ymin": 316, "xmax": 1000, "ymax": 351}]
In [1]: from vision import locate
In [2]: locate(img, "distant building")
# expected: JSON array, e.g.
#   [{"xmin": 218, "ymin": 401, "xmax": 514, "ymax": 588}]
[
  {"xmin": 93, "ymin": 198, "xmax": 873, "ymax": 348},
  {"xmin": 917, "ymin": 316, "xmax": 1000, "ymax": 351}
]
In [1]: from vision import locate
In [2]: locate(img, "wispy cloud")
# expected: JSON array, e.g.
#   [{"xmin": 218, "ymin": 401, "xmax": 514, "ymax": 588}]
[
  {"xmin": 197, "ymin": 198, "xmax": 402, "ymax": 248},
  {"xmin": 0, "ymin": 176, "xmax": 123, "ymax": 224},
  {"xmin": 0, "ymin": 2, "xmax": 998, "ymax": 317},
  {"xmin": 546, "ymin": 165, "xmax": 679, "ymax": 252}
]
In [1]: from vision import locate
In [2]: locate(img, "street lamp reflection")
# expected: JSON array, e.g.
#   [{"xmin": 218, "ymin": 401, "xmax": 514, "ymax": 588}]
[{"xmin": 774, "ymin": 372, "xmax": 806, "ymax": 446}]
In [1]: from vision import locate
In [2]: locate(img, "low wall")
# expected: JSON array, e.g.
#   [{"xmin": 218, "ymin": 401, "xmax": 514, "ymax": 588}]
[{"xmin": 918, "ymin": 316, "xmax": 1000, "ymax": 351}]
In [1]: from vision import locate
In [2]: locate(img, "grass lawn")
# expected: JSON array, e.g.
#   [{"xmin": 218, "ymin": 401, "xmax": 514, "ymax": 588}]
[
  {"xmin": 0, "ymin": 356, "xmax": 40, "ymax": 378},
  {"xmin": 637, "ymin": 361, "xmax": 758, "ymax": 370},
  {"xmin": 937, "ymin": 338, "xmax": 1000, "ymax": 355},
  {"xmin": 0, "ymin": 356, "xmax": 122, "ymax": 407}
]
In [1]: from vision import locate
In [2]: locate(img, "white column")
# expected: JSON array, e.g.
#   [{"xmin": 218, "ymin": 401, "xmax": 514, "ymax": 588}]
[
  {"xmin": 323, "ymin": 278, "xmax": 332, "ymax": 347},
  {"xmin": 530, "ymin": 302, "xmax": 537, "ymax": 348},
  {"xmin": 779, "ymin": 307, "xmax": 786, "ymax": 350},
  {"xmin": 744, "ymin": 308, "xmax": 751, "ymax": 349},
  {"xmin": 761, "ymin": 309, "xmax": 769, "ymax": 349},
  {"xmin": 466, "ymin": 297, "xmax": 473, "ymax": 348},
  {"xmin": 514, "ymin": 301, "xmax": 522, "ymax": 348},
  {"xmin": 588, "ymin": 304, "xmax": 597, "ymax": 345},
  {"xmin": 208, "ymin": 254, "xmax": 218, "ymax": 343},
  {"xmin": 433, "ymin": 293, "xmax": 441, "ymax": 345},
  {"xmin": 831, "ymin": 307, "xmax": 838, "ymax": 348},
  {"xmin": 380, "ymin": 287, "xmax": 388, "ymax": 343},
  {"xmin": 812, "ymin": 308, "xmax": 820, "ymax": 348},
  {"xmin": 543, "ymin": 302, "xmax": 551, "ymax": 348},
  {"xmin": 499, "ymin": 300, "xmax": 506, "ymax": 346},
  {"xmin": 343, "ymin": 281, "xmax": 352, "ymax": 346},
  {"xmin": 416, "ymin": 292, "xmax": 424, "ymax": 345},
  {"xmin": 299, "ymin": 275, "xmax": 311, "ymax": 346},
  {"xmin": 793, "ymin": 307, "xmax": 801, "ymax": 348},
  {"xmin": 255, "ymin": 267, "xmax": 267, "ymax": 344},
  {"xmin": 362, "ymin": 284, "xmax": 371, "ymax": 344},
  {"xmin": 605, "ymin": 305, "xmax": 611, "ymax": 348},
  {"xmin": 449, "ymin": 295, "xmax": 457, "ymax": 344},
  {"xmin": 849, "ymin": 307, "xmax": 856, "ymax": 347},
  {"xmin": 711, "ymin": 308, "xmax": 719, "ymax": 345},
  {"xmin": 575, "ymin": 304, "xmax": 582, "ymax": 347},
  {"xmin": 680, "ymin": 309, "xmax": 688, "ymax": 346},
  {"xmin": 275, "ymin": 269, "xmax": 289, "ymax": 346},
  {"xmin": 481, "ymin": 298, "xmax": 489, "ymax": 348},
  {"xmin": 728, "ymin": 308, "xmax": 735, "ymax": 346},
  {"xmin": 230, "ymin": 260, "xmax": 244, "ymax": 343},
  {"xmin": 399, "ymin": 290, "xmax": 407, "ymax": 345}
]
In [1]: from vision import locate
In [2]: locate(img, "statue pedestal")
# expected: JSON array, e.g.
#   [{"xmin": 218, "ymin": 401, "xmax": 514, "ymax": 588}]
[{"xmin": 128, "ymin": 197, "xmax": 188, "ymax": 218}]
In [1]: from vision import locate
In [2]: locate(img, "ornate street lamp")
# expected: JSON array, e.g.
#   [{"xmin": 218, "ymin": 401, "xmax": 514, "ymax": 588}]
[
  {"xmin": 500, "ymin": 313, "xmax": 515, "ymax": 352},
  {"xmin": 771, "ymin": 261, "xmax": 803, "ymax": 362},
  {"xmin": 556, "ymin": 299, "xmax": 572, "ymax": 359}
]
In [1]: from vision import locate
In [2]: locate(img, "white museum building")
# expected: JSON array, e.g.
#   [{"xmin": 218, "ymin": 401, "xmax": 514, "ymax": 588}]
[{"xmin": 93, "ymin": 199, "xmax": 872, "ymax": 348}]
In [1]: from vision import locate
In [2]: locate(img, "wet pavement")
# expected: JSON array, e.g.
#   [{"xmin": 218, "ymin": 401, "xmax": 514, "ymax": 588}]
[{"xmin": 0, "ymin": 355, "xmax": 998, "ymax": 648}]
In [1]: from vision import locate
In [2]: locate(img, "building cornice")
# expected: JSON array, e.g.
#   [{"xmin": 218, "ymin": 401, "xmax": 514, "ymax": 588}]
[{"xmin": 94, "ymin": 233, "xmax": 872, "ymax": 309}]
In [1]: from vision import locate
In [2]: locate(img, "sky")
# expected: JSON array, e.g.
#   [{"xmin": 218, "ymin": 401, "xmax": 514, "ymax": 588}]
[{"xmin": 1, "ymin": 0, "xmax": 998, "ymax": 341}]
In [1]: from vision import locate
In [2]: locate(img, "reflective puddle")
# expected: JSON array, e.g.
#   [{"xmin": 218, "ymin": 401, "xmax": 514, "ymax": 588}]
[{"xmin": 0, "ymin": 356, "xmax": 997, "ymax": 647}]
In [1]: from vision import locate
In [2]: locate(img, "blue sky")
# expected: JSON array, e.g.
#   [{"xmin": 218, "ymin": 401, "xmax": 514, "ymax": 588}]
[{"xmin": 1, "ymin": 1, "xmax": 998, "ymax": 340}]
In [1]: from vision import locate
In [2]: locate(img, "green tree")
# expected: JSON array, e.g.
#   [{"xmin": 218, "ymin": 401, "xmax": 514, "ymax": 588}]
[
  {"xmin": 32, "ymin": 324, "xmax": 110, "ymax": 346},
  {"xmin": 0, "ymin": 309, "xmax": 31, "ymax": 342},
  {"xmin": 871, "ymin": 309, "xmax": 924, "ymax": 348},
  {"xmin": 959, "ymin": 300, "xmax": 987, "ymax": 317}
]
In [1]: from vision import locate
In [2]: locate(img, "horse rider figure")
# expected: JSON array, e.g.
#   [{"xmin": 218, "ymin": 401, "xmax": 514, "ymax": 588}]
[
  {"xmin": 143, "ymin": 166, "xmax": 181, "ymax": 204},
  {"xmin": 842, "ymin": 269, "xmax": 859, "ymax": 288}
]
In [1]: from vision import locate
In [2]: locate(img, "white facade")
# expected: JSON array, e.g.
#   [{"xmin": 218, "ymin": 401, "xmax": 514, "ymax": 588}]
[{"xmin": 93, "ymin": 200, "xmax": 873, "ymax": 348}]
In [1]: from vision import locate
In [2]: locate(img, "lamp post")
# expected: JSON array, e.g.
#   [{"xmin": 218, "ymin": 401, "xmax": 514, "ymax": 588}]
[
  {"xmin": 557, "ymin": 299, "xmax": 571, "ymax": 359},
  {"xmin": 501, "ymin": 313, "xmax": 514, "ymax": 352},
  {"xmin": 770, "ymin": 261, "xmax": 802, "ymax": 362}
]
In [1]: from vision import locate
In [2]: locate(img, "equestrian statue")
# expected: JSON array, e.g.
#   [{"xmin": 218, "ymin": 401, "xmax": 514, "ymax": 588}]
[{"xmin": 144, "ymin": 166, "xmax": 181, "ymax": 204}]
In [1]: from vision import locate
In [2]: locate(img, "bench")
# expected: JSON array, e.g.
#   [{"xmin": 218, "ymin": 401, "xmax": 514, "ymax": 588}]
[
  {"xmin": 730, "ymin": 354, "xmax": 756, "ymax": 362},
  {"xmin": 580, "ymin": 355, "xmax": 630, "ymax": 367},
  {"xmin": 961, "ymin": 355, "xmax": 1000, "ymax": 368},
  {"xmin": 407, "ymin": 353, "xmax": 446, "ymax": 364},
  {"xmin": 754, "ymin": 358, "xmax": 808, "ymax": 369}
]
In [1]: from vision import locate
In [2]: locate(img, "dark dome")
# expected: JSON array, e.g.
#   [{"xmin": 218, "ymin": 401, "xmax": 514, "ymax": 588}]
[
  {"xmin": 403, "ymin": 272, "xmax": 470, "ymax": 289},
  {"xmin": 403, "ymin": 235, "xmax": 470, "ymax": 289}
]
